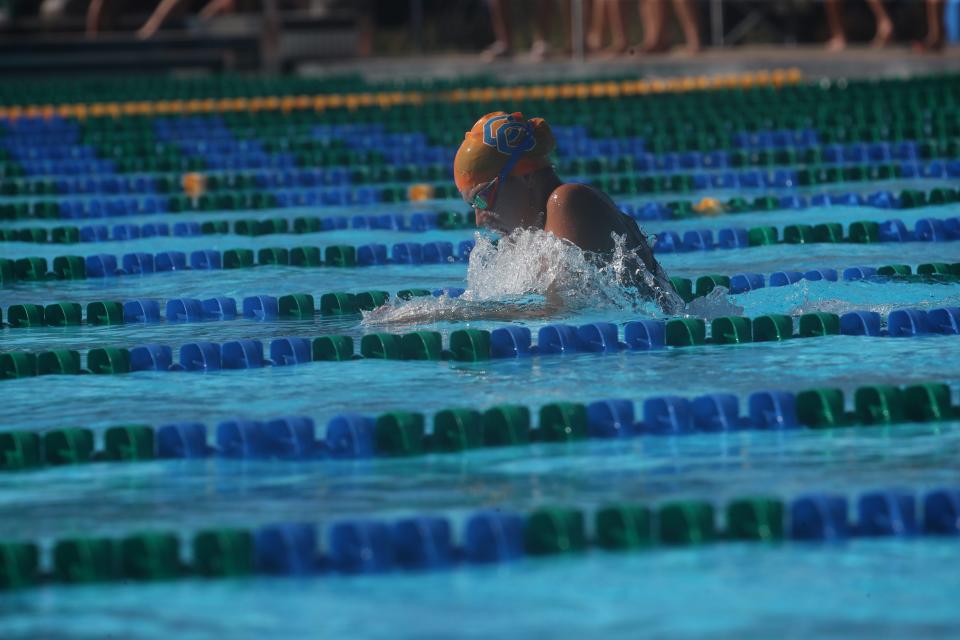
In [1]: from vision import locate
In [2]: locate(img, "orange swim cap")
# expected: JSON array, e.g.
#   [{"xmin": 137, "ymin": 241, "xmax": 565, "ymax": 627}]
[{"xmin": 453, "ymin": 111, "xmax": 555, "ymax": 195}]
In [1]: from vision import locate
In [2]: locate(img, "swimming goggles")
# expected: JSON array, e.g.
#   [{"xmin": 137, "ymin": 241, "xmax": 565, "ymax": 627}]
[{"xmin": 471, "ymin": 120, "xmax": 533, "ymax": 211}]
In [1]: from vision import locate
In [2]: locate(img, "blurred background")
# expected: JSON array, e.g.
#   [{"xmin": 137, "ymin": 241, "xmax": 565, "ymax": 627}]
[{"xmin": 0, "ymin": 0, "xmax": 958, "ymax": 76}]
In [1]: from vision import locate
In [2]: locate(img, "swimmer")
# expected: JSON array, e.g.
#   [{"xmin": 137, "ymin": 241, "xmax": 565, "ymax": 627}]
[{"xmin": 454, "ymin": 111, "xmax": 680, "ymax": 312}]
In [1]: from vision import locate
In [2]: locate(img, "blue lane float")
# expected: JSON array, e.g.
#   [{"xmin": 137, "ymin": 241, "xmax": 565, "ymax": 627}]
[
  {"xmin": 4, "ymin": 166, "xmax": 960, "ymax": 226},
  {"xmin": 651, "ymin": 215, "xmax": 960, "ymax": 255},
  {"xmin": 4, "ymin": 302, "xmax": 960, "ymax": 383},
  {"xmin": 724, "ymin": 263, "xmax": 957, "ymax": 295},
  {"xmin": 6, "ymin": 307, "xmax": 960, "ymax": 381},
  {"xmin": 790, "ymin": 494, "xmax": 851, "ymax": 541},
  {"xmin": 2, "ymin": 487, "xmax": 959, "ymax": 589},
  {"xmin": 2, "ymin": 241, "xmax": 478, "ymax": 282},
  {"xmin": 2, "ymin": 288, "xmax": 471, "ymax": 329}
]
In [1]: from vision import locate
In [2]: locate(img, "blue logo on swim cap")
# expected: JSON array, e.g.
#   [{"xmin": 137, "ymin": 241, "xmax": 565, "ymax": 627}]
[{"xmin": 482, "ymin": 114, "xmax": 535, "ymax": 155}]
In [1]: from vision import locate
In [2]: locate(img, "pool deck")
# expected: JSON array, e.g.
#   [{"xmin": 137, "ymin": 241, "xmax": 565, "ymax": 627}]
[{"xmin": 302, "ymin": 45, "xmax": 960, "ymax": 83}]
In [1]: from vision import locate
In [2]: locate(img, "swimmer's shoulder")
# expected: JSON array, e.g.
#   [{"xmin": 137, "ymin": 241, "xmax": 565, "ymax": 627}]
[
  {"xmin": 545, "ymin": 183, "xmax": 634, "ymax": 252},
  {"xmin": 547, "ymin": 182, "xmax": 614, "ymax": 213}
]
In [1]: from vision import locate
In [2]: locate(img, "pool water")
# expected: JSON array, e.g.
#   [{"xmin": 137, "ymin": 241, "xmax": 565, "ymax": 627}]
[
  {"xmin": 3, "ymin": 539, "xmax": 960, "ymax": 640},
  {"xmin": 2, "ymin": 70, "xmax": 960, "ymax": 638}
]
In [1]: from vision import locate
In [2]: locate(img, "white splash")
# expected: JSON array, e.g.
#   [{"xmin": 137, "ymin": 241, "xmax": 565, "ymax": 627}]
[
  {"xmin": 361, "ymin": 228, "xmax": 738, "ymax": 327},
  {"xmin": 684, "ymin": 287, "xmax": 745, "ymax": 320}
]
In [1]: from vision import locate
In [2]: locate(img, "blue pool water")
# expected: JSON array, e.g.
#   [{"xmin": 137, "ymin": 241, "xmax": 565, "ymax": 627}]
[
  {"xmin": 4, "ymin": 76, "xmax": 960, "ymax": 635},
  {"xmin": 3, "ymin": 539, "xmax": 960, "ymax": 639},
  {"xmin": 2, "ymin": 190, "xmax": 960, "ymax": 636}
]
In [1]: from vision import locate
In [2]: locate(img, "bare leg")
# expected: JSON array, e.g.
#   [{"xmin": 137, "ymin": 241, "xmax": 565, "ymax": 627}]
[
  {"xmin": 559, "ymin": 0, "xmax": 573, "ymax": 55},
  {"xmin": 530, "ymin": 0, "xmax": 553, "ymax": 59},
  {"xmin": 640, "ymin": 0, "xmax": 668, "ymax": 53},
  {"xmin": 925, "ymin": 0, "xmax": 946, "ymax": 49},
  {"xmin": 866, "ymin": 0, "xmax": 893, "ymax": 46},
  {"xmin": 605, "ymin": 0, "xmax": 627, "ymax": 54},
  {"xmin": 199, "ymin": 0, "xmax": 236, "ymax": 20},
  {"xmin": 587, "ymin": 0, "xmax": 605, "ymax": 51},
  {"xmin": 137, "ymin": 0, "xmax": 186, "ymax": 39},
  {"xmin": 824, "ymin": 0, "xmax": 847, "ymax": 51},
  {"xmin": 86, "ymin": 0, "xmax": 104, "ymax": 36},
  {"xmin": 357, "ymin": 3, "xmax": 373, "ymax": 56},
  {"xmin": 482, "ymin": 0, "xmax": 512, "ymax": 61},
  {"xmin": 670, "ymin": 0, "xmax": 700, "ymax": 53}
]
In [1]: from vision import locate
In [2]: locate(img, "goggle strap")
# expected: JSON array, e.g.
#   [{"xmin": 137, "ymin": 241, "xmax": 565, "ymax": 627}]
[{"xmin": 472, "ymin": 126, "xmax": 532, "ymax": 210}]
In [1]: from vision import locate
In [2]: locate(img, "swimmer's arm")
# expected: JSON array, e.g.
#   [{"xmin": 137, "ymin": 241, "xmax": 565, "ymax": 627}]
[
  {"xmin": 474, "ymin": 299, "xmax": 565, "ymax": 321},
  {"xmin": 362, "ymin": 299, "xmax": 565, "ymax": 324},
  {"xmin": 619, "ymin": 215, "xmax": 660, "ymax": 273}
]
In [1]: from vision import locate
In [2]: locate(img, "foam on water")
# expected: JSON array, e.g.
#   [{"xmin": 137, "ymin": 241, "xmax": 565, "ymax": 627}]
[
  {"xmin": 362, "ymin": 228, "xmax": 742, "ymax": 326},
  {"xmin": 737, "ymin": 277, "xmax": 960, "ymax": 319}
]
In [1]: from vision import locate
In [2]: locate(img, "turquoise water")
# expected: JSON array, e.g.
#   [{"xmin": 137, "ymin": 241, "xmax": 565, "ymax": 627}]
[
  {"xmin": 2, "ymin": 186, "xmax": 960, "ymax": 637},
  {"xmin": 3, "ymin": 540, "xmax": 960, "ymax": 639}
]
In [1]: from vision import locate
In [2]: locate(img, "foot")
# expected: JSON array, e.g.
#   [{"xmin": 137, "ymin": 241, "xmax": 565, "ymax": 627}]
[
  {"xmin": 40, "ymin": 0, "xmax": 68, "ymax": 19},
  {"xmin": 529, "ymin": 39, "xmax": 550, "ymax": 61},
  {"xmin": 678, "ymin": 38, "xmax": 701, "ymax": 56},
  {"xmin": 913, "ymin": 37, "xmax": 945, "ymax": 54},
  {"xmin": 640, "ymin": 38, "xmax": 670, "ymax": 54},
  {"xmin": 586, "ymin": 31, "xmax": 603, "ymax": 52},
  {"xmin": 595, "ymin": 42, "xmax": 627, "ymax": 59},
  {"xmin": 481, "ymin": 40, "xmax": 511, "ymax": 62},
  {"xmin": 826, "ymin": 35, "xmax": 847, "ymax": 51},
  {"xmin": 872, "ymin": 19, "xmax": 893, "ymax": 47}
]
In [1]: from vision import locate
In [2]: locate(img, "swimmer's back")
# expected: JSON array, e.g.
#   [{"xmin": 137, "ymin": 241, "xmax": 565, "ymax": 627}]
[{"xmin": 545, "ymin": 183, "xmax": 658, "ymax": 273}]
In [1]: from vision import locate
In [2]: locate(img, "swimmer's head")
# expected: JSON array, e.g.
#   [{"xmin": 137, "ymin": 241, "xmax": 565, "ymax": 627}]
[{"xmin": 454, "ymin": 111, "xmax": 556, "ymax": 233}]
